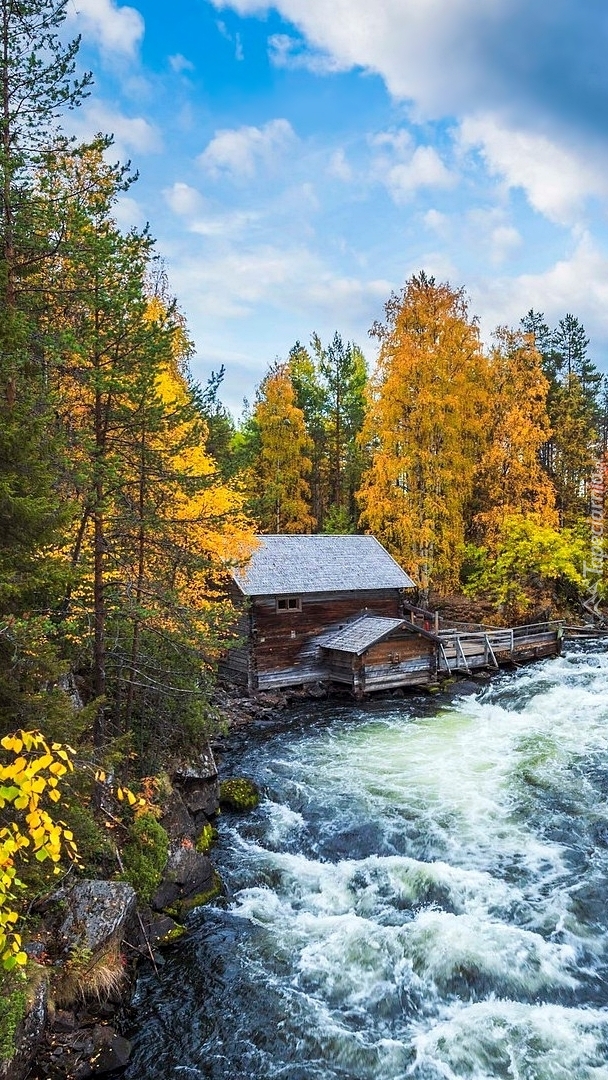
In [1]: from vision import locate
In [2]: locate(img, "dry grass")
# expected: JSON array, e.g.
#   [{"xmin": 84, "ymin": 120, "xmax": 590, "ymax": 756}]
[{"xmin": 53, "ymin": 942, "xmax": 127, "ymax": 1008}]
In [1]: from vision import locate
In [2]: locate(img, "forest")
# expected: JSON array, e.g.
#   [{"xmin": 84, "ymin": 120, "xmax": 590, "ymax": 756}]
[{"xmin": 0, "ymin": 0, "xmax": 606, "ymax": 1051}]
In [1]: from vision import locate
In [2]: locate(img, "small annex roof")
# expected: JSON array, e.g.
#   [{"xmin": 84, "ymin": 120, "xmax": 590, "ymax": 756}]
[
  {"xmin": 322, "ymin": 615, "xmax": 407, "ymax": 655},
  {"xmin": 233, "ymin": 535, "xmax": 416, "ymax": 597}
]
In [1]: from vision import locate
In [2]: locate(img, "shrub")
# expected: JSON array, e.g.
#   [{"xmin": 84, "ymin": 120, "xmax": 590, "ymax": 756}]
[{"xmin": 120, "ymin": 814, "xmax": 169, "ymax": 904}]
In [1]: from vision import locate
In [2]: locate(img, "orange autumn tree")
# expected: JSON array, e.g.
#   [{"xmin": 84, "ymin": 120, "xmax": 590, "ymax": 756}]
[
  {"xmin": 357, "ymin": 273, "xmax": 488, "ymax": 594},
  {"xmin": 472, "ymin": 327, "xmax": 558, "ymax": 545},
  {"xmin": 246, "ymin": 365, "xmax": 315, "ymax": 534}
]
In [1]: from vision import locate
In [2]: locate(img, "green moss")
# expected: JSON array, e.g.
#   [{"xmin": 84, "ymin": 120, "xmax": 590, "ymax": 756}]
[
  {"xmin": 0, "ymin": 975, "xmax": 27, "ymax": 1062},
  {"xmin": 158, "ymin": 924, "xmax": 186, "ymax": 946},
  {"xmin": 195, "ymin": 823, "xmax": 218, "ymax": 854},
  {"xmin": 163, "ymin": 871, "xmax": 223, "ymax": 918},
  {"xmin": 181, "ymin": 872, "xmax": 223, "ymax": 914},
  {"xmin": 219, "ymin": 777, "xmax": 260, "ymax": 812},
  {"xmin": 120, "ymin": 813, "xmax": 169, "ymax": 904}
]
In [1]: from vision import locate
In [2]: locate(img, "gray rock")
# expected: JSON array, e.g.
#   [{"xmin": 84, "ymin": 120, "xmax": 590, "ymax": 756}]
[
  {"xmin": 182, "ymin": 785, "xmax": 218, "ymax": 818},
  {"xmin": 151, "ymin": 848, "xmax": 215, "ymax": 911},
  {"xmin": 52, "ymin": 1010, "xmax": 77, "ymax": 1032},
  {"xmin": 68, "ymin": 1025, "xmax": 132, "ymax": 1078},
  {"xmin": 170, "ymin": 742, "xmax": 220, "ymax": 819},
  {"xmin": 170, "ymin": 741, "xmax": 218, "ymax": 783},
  {"xmin": 136, "ymin": 911, "xmax": 185, "ymax": 948},
  {"xmin": 58, "ymin": 881, "xmax": 137, "ymax": 956},
  {"xmin": 160, "ymin": 790, "xmax": 196, "ymax": 844}
]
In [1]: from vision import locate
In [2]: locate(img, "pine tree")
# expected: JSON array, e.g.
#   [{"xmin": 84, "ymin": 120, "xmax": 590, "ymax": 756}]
[
  {"xmin": 311, "ymin": 332, "xmax": 368, "ymax": 530},
  {"xmin": 40, "ymin": 148, "xmax": 254, "ymax": 753},
  {"xmin": 287, "ymin": 342, "xmax": 327, "ymax": 527},
  {"xmin": 0, "ymin": 0, "xmax": 91, "ymax": 733}
]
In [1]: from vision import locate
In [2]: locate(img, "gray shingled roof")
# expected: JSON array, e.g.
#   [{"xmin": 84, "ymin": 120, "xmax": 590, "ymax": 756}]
[
  {"xmin": 233, "ymin": 535, "xmax": 416, "ymax": 596},
  {"xmin": 322, "ymin": 616, "xmax": 407, "ymax": 654}
]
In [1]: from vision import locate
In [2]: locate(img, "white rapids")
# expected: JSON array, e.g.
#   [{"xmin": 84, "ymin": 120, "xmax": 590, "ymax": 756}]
[{"xmin": 126, "ymin": 645, "xmax": 608, "ymax": 1079}]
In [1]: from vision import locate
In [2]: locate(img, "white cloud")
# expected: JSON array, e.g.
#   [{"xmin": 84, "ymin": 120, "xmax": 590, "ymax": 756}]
[
  {"xmin": 386, "ymin": 146, "xmax": 455, "ymax": 201},
  {"xmin": 489, "ymin": 224, "xmax": 521, "ymax": 263},
  {"xmin": 210, "ymin": 0, "xmax": 508, "ymax": 113},
  {"xmin": 68, "ymin": 102, "xmax": 162, "ymax": 161},
  {"xmin": 164, "ymin": 182, "xmax": 204, "ymax": 217},
  {"xmin": 168, "ymin": 240, "xmax": 392, "ymax": 328},
  {"xmin": 217, "ymin": 19, "xmax": 245, "ymax": 60},
  {"xmin": 113, "ymin": 195, "xmax": 145, "ymax": 230},
  {"xmin": 459, "ymin": 115, "xmax": 608, "ymax": 225},
  {"xmin": 423, "ymin": 208, "xmax": 450, "ymax": 235},
  {"xmin": 268, "ymin": 32, "xmax": 346, "ymax": 74},
  {"xmin": 85, "ymin": 103, "xmax": 162, "ymax": 157},
  {"xmin": 169, "ymin": 53, "xmax": 195, "ymax": 73},
  {"xmin": 465, "ymin": 207, "xmax": 521, "ymax": 264},
  {"xmin": 68, "ymin": 0, "xmax": 144, "ymax": 56},
  {"xmin": 328, "ymin": 149, "xmax": 353, "ymax": 182},
  {"xmin": 189, "ymin": 209, "xmax": 262, "ymax": 239},
  {"xmin": 473, "ymin": 233, "xmax": 608, "ymax": 343},
  {"xmin": 371, "ymin": 131, "xmax": 456, "ymax": 202},
  {"xmin": 198, "ymin": 119, "xmax": 296, "ymax": 179}
]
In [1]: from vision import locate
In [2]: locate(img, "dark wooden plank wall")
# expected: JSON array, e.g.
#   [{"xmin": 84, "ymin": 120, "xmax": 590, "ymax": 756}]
[
  {"xmin": 252, "ymin": 590, "xmax": 403, "ymax": 683},
  {"xmin": 361, "ymin": 635, "xmax": 435, "ymax": 691},
  {"xmin": 218, "ymin": 610, "xmax": 252, "ymax": 687}
]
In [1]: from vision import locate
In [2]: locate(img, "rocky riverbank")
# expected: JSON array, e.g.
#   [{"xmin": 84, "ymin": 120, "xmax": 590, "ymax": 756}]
[
  {"xmin": 2, "ymin": 735, "xmax": 260, "ymax": 1080},
  {"xmin": 4, "ymin": 675, "xmax": 486, "ymax": 1080}
]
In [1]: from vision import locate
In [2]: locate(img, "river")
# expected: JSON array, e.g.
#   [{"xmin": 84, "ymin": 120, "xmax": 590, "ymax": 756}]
[{"xmin": 124, "ymin": 644, "xmax": 608, "ymax": 1079}]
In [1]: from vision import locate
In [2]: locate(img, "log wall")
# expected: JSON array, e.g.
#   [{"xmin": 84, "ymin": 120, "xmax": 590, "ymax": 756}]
[{"xmin": 252, "ymin": 590, "xmax": 402, "ymax": 690}]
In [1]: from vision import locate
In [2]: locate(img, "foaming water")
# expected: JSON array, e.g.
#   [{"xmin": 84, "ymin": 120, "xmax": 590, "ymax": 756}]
[{"xmin": 125, "ymin": 645, "xmax": 608, "ymax": 1079}]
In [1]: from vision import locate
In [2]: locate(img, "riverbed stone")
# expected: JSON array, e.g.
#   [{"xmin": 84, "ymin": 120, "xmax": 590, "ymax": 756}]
[
  {"xmin": 219, "ymin": 777, "xmax": 260, "ymax": 812},
  {"xmin": 160, "ymin": 789, "xmax": 196, "ymax": 845},
  {"xmin": 54, "ymin": 1025, "xmax": 132, "ymax": 1079}
]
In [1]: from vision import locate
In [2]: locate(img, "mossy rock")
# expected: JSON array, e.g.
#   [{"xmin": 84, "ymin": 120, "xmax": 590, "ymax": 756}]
[
  {"xmin": 219, "ymin": 778, "xmax": 260, "ymax": 813},
  {"xmin": 158, "ymin": 923, "xmax": 186, "ymax": 946},
  {"xmin": 195, "ymin": 823, "xmax": 218, "ymax": 854},
  {"xmin": 164, "ymin": 871, "xmax": 223, "ymax": 918}
]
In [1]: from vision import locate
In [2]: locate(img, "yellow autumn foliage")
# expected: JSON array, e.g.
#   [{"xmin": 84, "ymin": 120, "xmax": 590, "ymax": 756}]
[
  {"xmin": 0, "ymin": 732, "xmax": 77, "ymax": 970},
  {"xmin": 358, "ymin": 274, "xmax": 489, "ymax": 592}
]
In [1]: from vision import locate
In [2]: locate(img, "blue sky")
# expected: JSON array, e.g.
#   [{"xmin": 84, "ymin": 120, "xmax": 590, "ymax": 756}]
[{"xmin": 67, "ymin": 0, "xmax": 608, "ymax": 415}]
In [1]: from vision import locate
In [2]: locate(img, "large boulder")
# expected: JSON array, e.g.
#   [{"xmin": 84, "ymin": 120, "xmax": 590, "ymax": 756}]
[
  {"xmin": 151, "ymin": 847, "xmax": 221, "ymax": 915},
  {"xmin": 159, "ymin": 789, "xmax": 197, "ymax": 846},
  {"xmin": 57, "ymin": 881, "xmax": 137, "ymax": 957}
]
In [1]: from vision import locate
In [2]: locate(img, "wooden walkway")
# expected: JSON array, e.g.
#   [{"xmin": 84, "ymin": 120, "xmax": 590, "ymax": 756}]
[{"xmin": 436, "ymin": 622, "xmax": 562, "ymax": 675}]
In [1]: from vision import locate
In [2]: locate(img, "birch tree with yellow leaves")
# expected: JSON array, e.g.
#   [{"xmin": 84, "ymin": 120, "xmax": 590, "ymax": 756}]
[{"xmin": 357, "ymin": 273, "xmax": 488, "ymax": 594}]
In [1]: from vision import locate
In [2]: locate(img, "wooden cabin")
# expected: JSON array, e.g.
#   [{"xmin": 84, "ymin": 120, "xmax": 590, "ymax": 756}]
[
  {"xmin": 221, "ymin": 534, "xmax": 426, "ymax": 692},
  {"xmin": 220, "ymin": 534, "xmax": 563, "ymax": 696},
  {"xmin": 319, "ymin": 615, "xmax": 437, "ymax": 695}
]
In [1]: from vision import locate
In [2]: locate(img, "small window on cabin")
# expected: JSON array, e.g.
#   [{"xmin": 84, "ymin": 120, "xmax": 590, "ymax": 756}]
[{"xmin": 276, "ymin": 596, "xmax": 302, "ymax": 613}]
